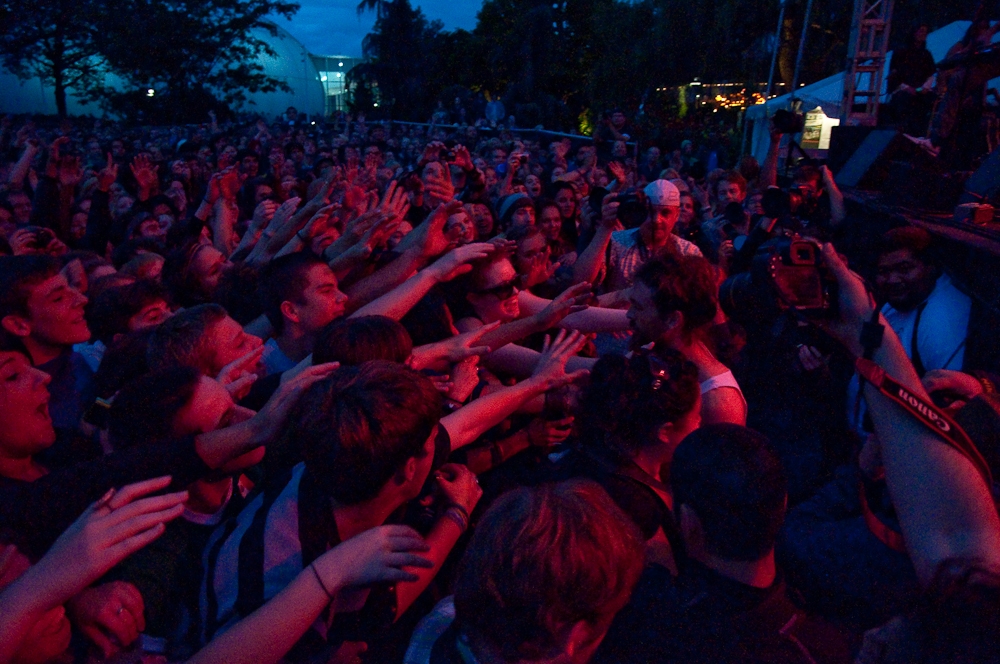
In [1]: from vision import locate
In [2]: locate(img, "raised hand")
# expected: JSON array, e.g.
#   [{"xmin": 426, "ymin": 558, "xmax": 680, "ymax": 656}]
[
  {"xmin": 310, "ymin": 525, "xmax": 432, "ymax": 591},
  {"xmin": 267, "ymin": 197, "xmax": 302, "ymax": 234},
  {"xmin": 218, "ymin": 166, "xmax": 244, "ymax": 201},
  {"xmin": 8, "ymin": 229, "xmax": 38, "ymax": 256},
  {"xmin": 506, "ymin": 152, "xmax": 523, "ymax": 175},
  {"xmin": 421, "ymin": 141, "xmax": 445, "ymax": 164},
  {"xmin": 299, "ymin": 203, "xmax": 340, "ymax": 242},
  {"xmin": 340, "ymin": 207, "xmax": 382, "ymax": 246},
  {"xmin": 378, "ymin": 180, "xmax": 409, "ymax": 223},
  {"xmin": 600, "ymin": 193, "xmax": 620, "ymax": 229},
  {"xmin": 358, "ymin": 211, "xmax": 401, "ymax": 253},
  {"xmin": 607, "ymin": 160, "xmax": 626, "ymax": 185},
  {"xmin": 533, "ymin": 282, "xmax": 593, "ymax": 330},
  {"xmin": 250, "ymin": 199, "xmax": 279, "ymax": 233},
  {"xmin": 410, "ymin": 321, "xmax": 498, "ymax": 371},
  {"xmin": 216, "ymin": 346, "xmax": 264, "ymax": 400},
  {"xmin": 448, "ymin": 355, "xmax": 481, "ymax": 404},
  {"xmin": 97, "ymin": 153, "xmax": 119, "ymax": 192},
  {"xmin": 529, "ymin": 329, "xmax": 590, "ymax": 391},
  {"xmin": 426, "ymin": 242, "xmax": 494, "ymax": 283},
  {"xmin": 424, "ymin": 170, "xmax": 455, "ymax": 207},
  {"xmin": 303, "ymin": 175, "xmax": 336, "ymax": 215},
  {"xmin": 29, "ymin": 477, "xmax": 187, "ymax": 608},
  {"xmin": 58, "ymin": 154, "xmax": 83, "ymax": 189},
  {"xmin": 434, "ymin": 463, "xmax": 482, "ymax": 516},
  {"xmin": 249, "ymin": 362, "xmax": 340, "ymax": 444},
  {"xmin": 129, "ymin": 154, "xmax": 159, "ymax": 195},
  {"xmin": 452, "ymin": 145, "xmax": 474, "ymax": 171},
  {"xmin": 816, "ymin": 243, "xmax": 876, "ymax": 357},
  {"xmin": 400, "ymin": 200, "xmax": 462, "ymax": 261}
]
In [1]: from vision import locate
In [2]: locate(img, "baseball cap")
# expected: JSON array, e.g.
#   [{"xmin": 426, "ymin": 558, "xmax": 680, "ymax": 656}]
[
  {"xmin": 497, "ymin": 192, "xmax": 533, "ymax": 225},
  {"xmin": 644, "ymin": 179, "xmax": 680, "ymax": 208}
]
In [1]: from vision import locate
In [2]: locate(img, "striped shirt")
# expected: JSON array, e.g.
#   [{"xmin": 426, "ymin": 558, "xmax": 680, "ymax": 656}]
[{"xmin": 199, "ymin": 428, "xmax": 452, "ymax": 658}]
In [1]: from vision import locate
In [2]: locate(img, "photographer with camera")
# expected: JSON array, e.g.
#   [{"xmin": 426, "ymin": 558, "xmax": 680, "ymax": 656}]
[
  {"xmin": 720, "ymin": 232, "xmax": 857, "ymax": 500},
  {"xmin": 573, "ymin": 179, "xmax": 702, "ymax": 293},
  {"xmin": 791, "ymin": 163, "xmax": 845, "ymax": 231},
  {"xmin": 698, "ymin": 170, "xmax": 750, "ymax": 263}
]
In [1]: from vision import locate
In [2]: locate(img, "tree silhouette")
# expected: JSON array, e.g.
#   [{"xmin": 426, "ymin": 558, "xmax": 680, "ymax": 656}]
[
  {"xmin": 0, "ymin": 0, "xmax": 105, "ymax": 117},
  {"xmin": 93, "ymin": 0, "xmax": 299, "ymax": 122}
]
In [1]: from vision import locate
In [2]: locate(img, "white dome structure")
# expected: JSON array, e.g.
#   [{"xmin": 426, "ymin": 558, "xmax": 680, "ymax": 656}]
[
  {"xmin": 241, "ymin": 24, "xmax": 326, "ymax": 117},
  {"xmin": 0, "ymin": 23, "xmax": 327, "ymax": 118}
]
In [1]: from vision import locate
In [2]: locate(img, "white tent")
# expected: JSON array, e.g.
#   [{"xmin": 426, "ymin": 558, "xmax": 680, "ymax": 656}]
[{"xmin": 745, "ymin": 21, "xmax": 996, "ymax": 162}]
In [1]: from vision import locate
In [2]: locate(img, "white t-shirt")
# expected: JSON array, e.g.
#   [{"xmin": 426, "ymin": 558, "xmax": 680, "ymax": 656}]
[
  {"xmin": 882, "ymin": 273, "xmax": 970, "ymax": 372},
  {"xmin": 847, "ymin": 273, "xmax": 970, "ymax": 430}
]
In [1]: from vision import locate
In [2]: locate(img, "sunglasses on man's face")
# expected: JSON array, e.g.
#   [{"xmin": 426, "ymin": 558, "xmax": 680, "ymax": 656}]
[{"xmin": 475, "ymin": 278, "xmax": 520, "ymax": 300}]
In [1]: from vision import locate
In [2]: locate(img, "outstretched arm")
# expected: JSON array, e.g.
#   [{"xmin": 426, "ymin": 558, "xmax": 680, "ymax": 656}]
[
  {"xmin": 188, "ymin": 526, "xmax": 431, "ymax": 664},
  {"xmin": 518, "ymin": 289, "xmax": 629, "ymax": 334},
  {"xmin": 821, "ymin": 244, "xmax": 1000, "ymax": 583},
  {"xmin": 573, "ymin": 194, "xmax": 619, "ymax": 286},
  {"xmin": 441, "ymin": 331, "xmax": 589, "ymax": 451},
  {"xmin": 821, "ymin": 166, "xmax": 846, "ymax": 227},
  {"xmin": 351, "ymin": 243, "xmax": 493, "ymax": 321}
]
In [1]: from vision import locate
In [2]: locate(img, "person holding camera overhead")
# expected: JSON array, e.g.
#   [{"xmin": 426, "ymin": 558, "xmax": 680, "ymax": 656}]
[{"xmin": 573, "ymin": 179, "xmax": 702, "ymax": 293}]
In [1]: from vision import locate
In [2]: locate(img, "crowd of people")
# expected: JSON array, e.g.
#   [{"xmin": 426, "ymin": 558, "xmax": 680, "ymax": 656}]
[{"xmin": 0, "ymin": 107, "xmax": 998, "ymax": 664}]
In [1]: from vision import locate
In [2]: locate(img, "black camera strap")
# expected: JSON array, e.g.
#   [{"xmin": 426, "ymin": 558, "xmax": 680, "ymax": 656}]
[{"xmin": 855, "ymin": 357, "xmax": 993, "ymax": 487}]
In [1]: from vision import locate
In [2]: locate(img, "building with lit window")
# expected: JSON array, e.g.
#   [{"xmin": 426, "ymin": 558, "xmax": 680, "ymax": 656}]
[{"xmin": 311, "ymin": 55, "xmax": 361, "ymax": 115}]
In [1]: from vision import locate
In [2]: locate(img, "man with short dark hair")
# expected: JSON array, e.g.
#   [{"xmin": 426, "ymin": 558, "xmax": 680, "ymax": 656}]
[
  {"xmin": 875, "ymin": 227, "xmax": 970, "ymax": 376},
  {"xmin": 86, "ymin": 279, "xmax": 172, "ymax": 348},
  {"xmin": 257, "ymin": 253, "xmax": 347, "ymax": 375},
  {"xmin": 0, "ymin": 256, "xmax": 94, "ymax": 431},
  {"xmin": 146, "ymin": 304, "xmax": 262, "ymax": 378},
  {"xmin": 628, "ymin": 255, "xmax": 747, "ymax": 426},
  {"xmin": 407, "ymin": 480, "xmax": 645, "ymax": 664},
  {"xmin": 200, "ymin": 361, "xmax": 482, "ymax": 661},
  {"xmin": 595, "ymin": 424, "xmax": 851, "ymax": 663},
  {"xmin": 792, "ymin": 164, "xmax": 845, "ymax": 229},
  {"xmin": 699, "ymin": 170, "xmax": 749, "ymax": 259}
]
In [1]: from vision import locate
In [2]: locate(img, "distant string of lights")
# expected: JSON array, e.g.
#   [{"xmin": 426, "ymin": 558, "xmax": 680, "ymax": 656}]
[{"xmin": 651, "ymin": 80, "xmax": 786, "ymax": 111}]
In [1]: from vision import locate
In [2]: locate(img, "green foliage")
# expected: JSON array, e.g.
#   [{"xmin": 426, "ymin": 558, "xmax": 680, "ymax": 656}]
[
  {"xmin": 0, "ymin": 0, "xmax": 299, "ymax": 121},
  {"xmin": 349, "ymin": 0, "xmax": 450, "ymax": 120},
  {"xmin": 93, "ymin": 0, "xmax": 299, "ymax": 122},
  {"xmin": 0, "ymin": 0, "xmax": 105, "ymax": 116},
  {"xmin": 354, "ymin": 0, "xmax": 967, "ymax": 131}
]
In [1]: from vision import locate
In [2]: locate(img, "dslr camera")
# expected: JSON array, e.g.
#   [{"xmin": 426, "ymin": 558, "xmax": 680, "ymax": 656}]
[{"xmin": 719, "ymin": 235, "xmax": 837, "ymax": 324}]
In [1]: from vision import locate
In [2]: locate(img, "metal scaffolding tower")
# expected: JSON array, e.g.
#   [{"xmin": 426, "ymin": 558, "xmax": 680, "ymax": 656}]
[{"xmin": 841, "ymin": 0, "xmax": 895, "ymax": 126}]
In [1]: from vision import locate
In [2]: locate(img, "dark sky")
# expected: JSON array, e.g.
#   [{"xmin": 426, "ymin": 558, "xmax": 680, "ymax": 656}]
[{"xmin": 280, "ymin": 0, "xmax": 480, "ymax": 57}]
